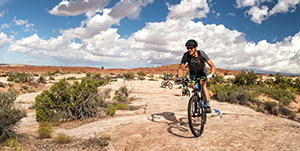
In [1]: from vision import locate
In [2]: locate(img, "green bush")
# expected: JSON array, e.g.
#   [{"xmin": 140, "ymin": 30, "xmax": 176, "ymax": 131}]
[
  {"xmin": 0, "ymin": 90, "xmax": 27, "ymax": 142},
  {"xmin": 37, "ymin": 122, "xmax": 53, "ymax": 139},
  {"xmin": 113, "ymin": 86, "xmax": 131, "ymax": 102},
  {"xmin": 116, "ymin": 103, "xmax": 128, "ymax": 110},
  {"xmin": 106, "ymin": 104, "xmax": 116, "ymax": 117},
  {"xmin": 123, "ymin": 72, "xmax": 135, "ymax": 80},
  {"xmin": 4, "ymin": 137, "xmax": 23, "ymax": 151},
  {"xmin": 137, "ymin": 71, "xmax": 146, "ymax": 80},
  {"xmin": 35, "ymin": 77, "xmax": 107, "ymax": 122}
]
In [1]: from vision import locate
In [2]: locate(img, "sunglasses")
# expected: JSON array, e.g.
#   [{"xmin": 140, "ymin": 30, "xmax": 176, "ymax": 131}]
[{"xmin": 186, "ymin": 46, "xmax": 194, "ymax": 50}]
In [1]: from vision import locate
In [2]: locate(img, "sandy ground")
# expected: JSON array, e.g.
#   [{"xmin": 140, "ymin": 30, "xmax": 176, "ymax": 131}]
[{"xmin": 10, "ymin": 75, "xmax": 300, "ymax": 151}]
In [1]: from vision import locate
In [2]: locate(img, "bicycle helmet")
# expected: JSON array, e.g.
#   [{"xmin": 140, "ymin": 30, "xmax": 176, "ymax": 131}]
[{"xmin": 185, "ymin": 39, "xmax": 198, "ymax": 47}]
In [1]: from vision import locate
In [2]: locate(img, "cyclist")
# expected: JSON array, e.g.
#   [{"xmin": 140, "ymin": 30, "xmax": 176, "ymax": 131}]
[
  {"xmin": 177, "ymin": 39, "xmax": 216, "ymax": 113},
  {"xmin": 182, "ymin": 77, "xmax": 189, "ymax": 94},
  {"xmin": 162, "ymin": 73, "xmax": 170, "ymax": 85}
]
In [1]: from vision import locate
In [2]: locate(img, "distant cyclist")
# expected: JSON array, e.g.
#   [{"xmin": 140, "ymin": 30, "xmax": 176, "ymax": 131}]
[
  {"xmin": 182, "ymin": 77, "xmax": 189, "ymax": 93},
  {"xmin": 163, "ymin": 73, "xmax": 170, "ymax": 85},
  {"xmin": 177, "ymin": 39, "xmax": 216, "ymax": 113}
]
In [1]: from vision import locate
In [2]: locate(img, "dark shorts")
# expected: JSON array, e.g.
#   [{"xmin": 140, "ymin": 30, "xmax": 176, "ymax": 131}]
[{"xmin": 189, "ymin": 68, "xmax": 207, "ymax": 82}]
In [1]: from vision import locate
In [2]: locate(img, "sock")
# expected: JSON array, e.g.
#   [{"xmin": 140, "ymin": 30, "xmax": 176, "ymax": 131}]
[{"xmin": 205, "ymin": 101, "xmax": 210, "ymax": 106}]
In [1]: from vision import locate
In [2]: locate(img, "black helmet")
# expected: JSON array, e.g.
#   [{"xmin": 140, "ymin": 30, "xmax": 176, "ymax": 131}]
[{"xmin": 185, "ymin": 39, "xmax": 198, "ymax": 47}]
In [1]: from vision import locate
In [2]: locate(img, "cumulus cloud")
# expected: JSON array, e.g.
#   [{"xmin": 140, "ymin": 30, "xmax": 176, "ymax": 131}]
[
  {"xmin": 269, "ymin": 0, "xmax": 300, "ymax": 15},
  {"xmin": 167, "ymin": 0, "xmax": 209, "ymax": 20},
  {"xmin": 0, "ymin": 32, "xmax": 9, "ymax": 48},
  {"xmin": 245, "ymin": 5, "xmax": 268, "ymax": 24},
  {"xmin": 48, "ymin": 0, "xmax": 109, "ymax": 16},
  {"xmin": 109, "ymin": 0, "xmax": 154, "ymax": 19},
  {"xmin": 236, "ymin": 0, "xmax": 300, "ymax": 24}
]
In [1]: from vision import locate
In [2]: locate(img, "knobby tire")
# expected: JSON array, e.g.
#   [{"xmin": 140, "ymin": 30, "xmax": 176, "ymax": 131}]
[{"xmin": 188, "ymin": 95, "xmax": 206, "ymax": 137}]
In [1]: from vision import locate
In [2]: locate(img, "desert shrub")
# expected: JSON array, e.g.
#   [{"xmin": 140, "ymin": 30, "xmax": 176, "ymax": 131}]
[
  {"xmin": 35, "ymin": 77, "xmax": 107, "ymax": 122},
  {"xmin": 0, "ymin": 90, "xmax": 27, "ymax": 142},
  {"xmin": 67, "ymin": 77, "xmax": 77, "ymax": 80},
  {"xmin": 137, "ymin": 71, "xmax": 146, "ymax": 80},
  {"xmin": 106, "ymin": 104, "xmax": 116, "ymax": 117},
  {"xmin": 233, "ymin": 70, "xmax": 247, "ymax": 86},
  {"xmin": 113, "ymin": 86, "xmax": 132, "ymax": 102},
  {"xmin": 123, "ymin": 72, "xmax": 135, "ymax": 80},
  {"xmin": 275, "ymin": 72, "xmax": 285, "ymax": 84},
  {"xmin": 37, "ymin": 122, "xmax": 53, "ymax": 139},
  {"xmin": 37, "ymin": 75, "xmax": 46, "ymax": 84},
  {"xmin": 289, "ymin": 112, "xmax": 296, "ymax": 120},
  {"xmin": 233, "ymin": 70, "xmax": 258, "ymax": 87},
  {"xmin": 4, "ymin": 137, "xmax": 23, "ymax": 151},
  {"xmin": 102, "ymin": 88, "xmax": 112, "ymax": 99},
  {"xmin": 263, "ymin": 101, "xmax": 278, "ymax": 115},
  {"xmin": 101, "ymin": 133, "xmax": 112, "ymax": 140},
  {"xmin": 211, "ymin": 84, "xmax": 257, "ymax": 107},
  {"xmin": 148, "ymin": 78, "xmax": 158, "ymax": 81},
  {"xmin": 116, "ymin": 103, "xmax": 128, "ymax": 110},
  {"xmin": 207, "ymin": 74, "xmax": 224, "ymax": 87},
  {"xmin": 279, "ymin": 105, "xmax": 292, "ymax": 116},
  {"xmin": 49, "ymin": 76, "xmax": 55, "ymax": 80},
  {"xmin": 53, "ymin": 133, "xmax": 72, "ymax": 144},
  {"xmin": 0, "ymin": 82, "xmax": 5, "ymax": 88}
]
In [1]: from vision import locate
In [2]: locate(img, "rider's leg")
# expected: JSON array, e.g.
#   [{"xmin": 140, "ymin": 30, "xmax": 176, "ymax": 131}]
[{"xmin": 200, "ymin": 80, "xmax": 212, "ymax": 113}]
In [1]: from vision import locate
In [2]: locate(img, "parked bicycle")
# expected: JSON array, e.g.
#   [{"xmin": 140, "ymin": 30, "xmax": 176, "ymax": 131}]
[
  {"xmin": 161, "ymin": 80, "xmax": 173, "ymax": 89},
  {"xmin": 187, "ymin": 77, "xmax": 208, "ymax": 137}
]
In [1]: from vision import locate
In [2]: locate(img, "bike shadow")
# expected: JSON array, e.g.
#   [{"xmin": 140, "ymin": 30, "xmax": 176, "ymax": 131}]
[{"xmin": 150, "ymin": 112, "xmax": 195, "ymax": 138}]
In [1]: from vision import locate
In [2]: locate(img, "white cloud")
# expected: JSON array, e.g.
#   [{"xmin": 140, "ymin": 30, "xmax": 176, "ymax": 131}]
[
  {"xmin": 69, "ymin": 9, "xmax": 120, "ymax": 39},
  {"xmin": 245, "ymin": 5, "xmax": 268, "ymax": 24},
  {"xmin": 1, "ymin": 23, "xmax": 10, "ymax": 29},
  {"xmin": 12, "ymin": 16, "xmax": 35, "ymax": 32},
  {"xmin": 236, "ymin": 0, "xmax": 300, "ymax": 24},
  {"xmin": 48, "ymin": 0, "xmax": 109, "ymax": 17},
  {"xmin": 167, "ymin": 0, "xmax": 210, "ymax": 20},
  {"xmin": 0, "ymin": 9, "xmax": 8, "ymax": 18},
  {"xmin": 0, "ymin": 32, "xmax": 9, "ymax": 48},
  {"xmin": 109, "ymin": 0, "xmax": 154, "ymax": 19},
  {"xmin": 269, "ymin": 0, "xmax": 300, "ymax": 15}
]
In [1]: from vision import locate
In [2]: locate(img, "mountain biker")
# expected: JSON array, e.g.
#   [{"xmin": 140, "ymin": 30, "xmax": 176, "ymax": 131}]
[
  {"xmin": 182, "ymin": 77, "xmax": 189, "ymax": 94},
  {"xmin": 163, "ymin": 73, "xmax": 170, "ymax": 85},
  {"xmin": 177, "ymin": 39, "xmax": 216, "ymax": 113}
]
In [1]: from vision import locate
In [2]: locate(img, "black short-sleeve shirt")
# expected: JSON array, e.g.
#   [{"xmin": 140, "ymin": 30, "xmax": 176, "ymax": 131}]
[{"xmin": 180, "ymin": 50, "xmax": 210, "ymax": 72}]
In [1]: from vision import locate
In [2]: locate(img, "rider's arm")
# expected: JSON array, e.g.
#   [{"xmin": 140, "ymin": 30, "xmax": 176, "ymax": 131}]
[
  {"xmin": 206, "ymin": 60, "xmax": 216, "ymax": 75},
  {"xmin": 177, "ymin": 63, "xmax": 185, "ymax": 79}
]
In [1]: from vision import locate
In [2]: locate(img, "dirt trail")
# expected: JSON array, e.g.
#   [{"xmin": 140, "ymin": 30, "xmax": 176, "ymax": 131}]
[{"xmin": 15, "ymin": 78, "xmax": 300, "ymax": 150}]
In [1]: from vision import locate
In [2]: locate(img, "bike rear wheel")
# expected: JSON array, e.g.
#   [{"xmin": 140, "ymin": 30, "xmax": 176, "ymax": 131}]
[
  {"xmin": 161, "ymin": 81, "xmax": 166, "ymax": 88},
  {"xmin": 188, "ymin": 95, "xmax": 206, "ymax": 137}
]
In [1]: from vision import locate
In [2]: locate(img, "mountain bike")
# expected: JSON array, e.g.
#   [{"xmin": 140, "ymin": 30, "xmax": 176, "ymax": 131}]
[
  {"xmin": 187, "ymin": 77, "xmax": 207, "ymax": 137},
  {"xmin": 161, "ymin": 80, "xmax": 173, "ymax": 89},
  {"xmin": 182, "ymin": 85, "xmax": 190, "ymax": 96}
]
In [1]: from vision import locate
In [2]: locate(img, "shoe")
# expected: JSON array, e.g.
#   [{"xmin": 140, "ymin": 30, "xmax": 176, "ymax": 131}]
[{"xmin": 205, "ymin": 106, "xmax": 212, "ymax": 113}]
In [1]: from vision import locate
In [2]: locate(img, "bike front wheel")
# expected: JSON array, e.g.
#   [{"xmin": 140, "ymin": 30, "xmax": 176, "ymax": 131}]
[
  {"xmin": 187, "ymin": 95, "xmax": 206, "ymax": 137},
  {"xmin": 168, "ymin": 82, "xmax": 173, "ymax": 89}
]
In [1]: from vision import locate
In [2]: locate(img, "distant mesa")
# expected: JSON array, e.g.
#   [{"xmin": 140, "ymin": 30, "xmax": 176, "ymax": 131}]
[{"xmin": 0, "ymin": 63, "xmax": 26, "ymax": 67}]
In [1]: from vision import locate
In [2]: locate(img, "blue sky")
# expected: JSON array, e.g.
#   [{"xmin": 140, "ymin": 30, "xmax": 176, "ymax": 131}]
[{"xmin": 0, "ymin": 0, "xmax": 300, "ymax": 74}]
